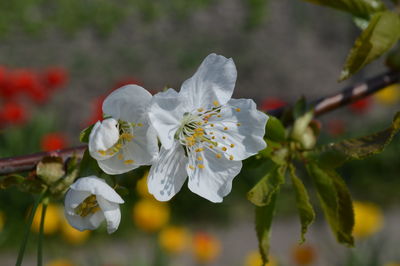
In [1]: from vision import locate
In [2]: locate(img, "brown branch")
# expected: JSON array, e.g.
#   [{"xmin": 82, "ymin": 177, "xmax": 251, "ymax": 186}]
[{"xmin": 1, "ymin": 70, "xmax": 399, "ymax": 175}]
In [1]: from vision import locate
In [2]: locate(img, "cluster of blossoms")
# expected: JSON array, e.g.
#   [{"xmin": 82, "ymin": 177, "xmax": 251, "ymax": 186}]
[
  {"xmin": 0, "ymin": 66, "xmax": 67, "ymax": 127},
  {"xmin": 64, "ymin": 54, "xmax": 269, "ymax": 233}
]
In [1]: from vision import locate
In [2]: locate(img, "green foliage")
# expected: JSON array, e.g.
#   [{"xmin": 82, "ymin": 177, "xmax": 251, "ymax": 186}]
[
  {"xmin": 80, "ymin": 124, "xmax": 94, "ymax": 143},
  {"xmin": 386, "ymin": 45, "xmax": 400, "ymax": 71},
  {"xmin": 266, "ymin": 116, "xmax": 286, "ymax": 142},
  {"xmin": 306, "ymin": 163, "xmax": 354, "ymax": 246},
  {"xmin": 289, "ymin": 164, "xmax": 315, "ymax": 243},
  {"xmin": 255, "ymin": 191, "xmax": 278, "ymax": 264},
  {"xmin": 340, "ymin": 11, "xmax": 400, "ymax": 80},
  {"xmin": 244, "ymin": 0, "xmax": 269, "ymax": 30},
  {"xmin": 317, "ymin": 112, "xmax": 400, "ymax": 168},
  {"xmin": 301, "ymin": 0, "xmax": 386, "ymax": 18},
  {"xmin": 247, "ymin": 164, "xmax": 286, "ymax": 206}
]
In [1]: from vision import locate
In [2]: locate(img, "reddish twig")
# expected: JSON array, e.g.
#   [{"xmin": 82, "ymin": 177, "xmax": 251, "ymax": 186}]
[{"xmin": 1, "ymin": 70, "xmax": 399, "ymax": 175}]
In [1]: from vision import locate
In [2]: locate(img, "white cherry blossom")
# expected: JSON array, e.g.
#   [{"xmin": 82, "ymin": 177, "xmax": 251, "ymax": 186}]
[
  {"xmin": 64, "ymin": 176, "xmax": 124, "ymax": 234},
  {"xmin": 88, "ymin": 84, "xmax": 159, "ymax": 175},
  {"xmin": 148, "ymin": 53, "xmax": 268, "ymax": 203}
]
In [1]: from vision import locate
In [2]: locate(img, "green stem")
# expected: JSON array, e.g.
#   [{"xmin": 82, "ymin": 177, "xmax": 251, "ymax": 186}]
[
  {"xmin": 15, "ymin": 191, "xmax": 46, "ymax": 266},
  {"xmin": 37, "ymin": 199, "xmax": 48, "ymax": 266}
]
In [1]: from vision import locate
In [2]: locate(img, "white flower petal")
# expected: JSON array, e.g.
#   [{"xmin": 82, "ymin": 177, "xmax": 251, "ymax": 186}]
[
  {"xmin": 70, "ymin": 176, "xmax": 124, "ymax": 204},
  {"xmin": 179, "ymin": 53, "xmax": 237, "ymax": 110},
  {"xmin": 65, "ymin": 189, "xmax": 91, "ymax": 210},
  {"xmin": 88, "ymin": 119, "xmax": 120, "ymax": 160},
  {"xmin": 97, "ymin": 153, "xmax": 140, "ymax": 175},
  {"xmin": 97, "ymin": 196, "xmax": 121, "ymax": 234},
  {"xmin": 102, "ymin": 85, "xmax": 152, "ymax": 122},
  {"xmin": 148, "ymin": 142, "xmax": 188, "ymax": 201},
  {"xmin": 87, "ymin": 211, "xmax": 106, "ymax": 229},
  {"xmin": 187, "ymin": 148, "xmax": 242, "ymax": 202},
  {"xmin": 64, "ymin": 210, "xmax": 103, "ymax": 231},
  {"xmin": 148, "ymin": 88, "xmax": 186, "ymax": 149},
  {"xmin": 205, "ymin": 98, "xmax": 268, "ymax": 160},
  {"xmin": 122, "ymin": 122, "xmax": 159, "ymax": 165}
]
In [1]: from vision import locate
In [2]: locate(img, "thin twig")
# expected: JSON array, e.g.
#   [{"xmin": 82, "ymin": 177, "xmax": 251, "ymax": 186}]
[{"xmin": 1, "ymin": 70, "xmax": 399, "ymax": 175}]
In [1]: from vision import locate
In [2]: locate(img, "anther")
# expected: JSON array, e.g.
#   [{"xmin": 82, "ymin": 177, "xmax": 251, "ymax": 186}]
[
  {"xmin": 224, "ymin": 127, "xmax": 228, "ymax": 130},
  {"xmin": 124, "ymin": 160, "xmax": 134, "ymax": 164},
  {"xmin": 189, "ymin": 165, "xmax": 195, "ymax": 170},
  {"xmin": 229, "ymin": 155, "xmax": 234, "ymax": 160},
  {"xmin": 216, "ymin": 153, "xmax": 222, "ymax": 159},
  {"xmin": 230, "ymin": 144, "xmax": 235, "ymax": 148},
  {"xmin": 222, "ymin": 147, "xmax": 227, "ymax": 151},
  {"xmin": 237, "ymin": 123, "xmax": 241, "ymax": 126},
  {"xmin": 198, "ymin": 164, "xmax": 205, "ymax": 169},
  {"xmin": 213, "ymin": 100, "xmax": 219, "ymax": 107},
  {"xmin": 235, "ymin": 108, "xmax": 241, "ymax": 112}
]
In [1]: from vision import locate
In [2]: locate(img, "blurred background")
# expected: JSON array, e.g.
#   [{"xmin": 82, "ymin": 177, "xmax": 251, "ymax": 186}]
[{"xmin": 0, "ymin": 0, "xmax": 400, "ymax": 265}]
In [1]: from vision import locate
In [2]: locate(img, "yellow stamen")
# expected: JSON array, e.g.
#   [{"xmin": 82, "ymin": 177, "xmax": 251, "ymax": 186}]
[
  {"xmin": 235, "ymin": 108, "xmax": 241, "ymax": 112},
  {"xmin": 75, "ymin": 195, "xmax": 100, "ymax": 217},
  {"xmin": 197, "ymin": 156, "xmax": 203, "ymax": 161},
  {"xmin": 224, "ymin": 127, "xmax": 228, "ymax": 131},
  {"xmin": 211, "ymin": 136, "xmax": 216, "ymax": 140},
  {"xmin": 210, "ymin": 124, "xmax": 214, "ymax": 127},
  {"xmin": 137, "ymin": 123, "xmax": 143, "ymax": 127},
  {"xmin": 118, "ymin": 153, "xmax": 124, "ymax": 160},
  {"xmin": 237, "ymin": 123, "xmax": 241, "ymax": 126},
  {"xmin": 195, "ymin": 148, "xmax": 204, "ymax": 152},
  {"xmin": 229, "ymin": 155, "xmax": 234, "ymax": 160},
  {"xmin": 222, "ymin": 147, "xmax": 227, "ymax": 151},
  {"xmin": 217, "ymin": 115, "xmax": 221, "ymax": 118},
  {"xmin": 98, "ymin": 150, "xmax": 106, "ymax": 156},
  {"xmin": 124, "ymin": 160, "xmax": 134, "ymax": 164},
  {"xmin": 209, "ymin": 145, "xmax": 214, "ymax": 149},
  {"xmin": 189, "ymin": 165, "xmax": 195, "ymax": 170},
  {"xmin": 197, "ymin": 108, "xmax": 204, "ymax": 112},
  {"xmin": 198, "ymin": 164, "xmax": 205, "ymax": 169},
  {"xmin": 213, "ymin": 100, "xmax": 219, "ymax": 107},
  {"xmin": 216, "ymin": 153, "xmax": 222, "ymax": 159},
  {"xmin": 222, "ymin": 136, "xmax": 226, "ymax": 140},
  {"xmin": 230, "ymin": 144, "xmax": 235, "ymax": 148}
]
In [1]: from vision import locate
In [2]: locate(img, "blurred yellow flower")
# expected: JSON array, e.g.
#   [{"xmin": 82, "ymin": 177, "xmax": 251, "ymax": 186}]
[
  {"xmin": 244, "ymin": 250, "xmax": 277, "ymax": 266},
  {"xmin": 45, "ymin": 258, "xmax": 75, "ymax": 266},
  {"xmin": 375, "ymin": 84, "xmax": 400, "ymax": 105},
  {"xmin": 132, "ymin": 199, "xmax": 170, "ymax": 232},
  {"xmin": 0, "ymin": 211, "xmax": 5, "ymax": 232},
  {"xmin": 159, "ymin": 226, "xmax": 190, "ymax": 254},
  {"xmin": 192, "ymin": 232, "xmax": 221, "ymax": 263},
  {"xmin": 291, "ymin": 244, "xmax": 316, "ymax": 266},
  {"xmin": 32, "ymin": 204, "xmax": 61, "ymax": 234},
  {"xmin": 353, "ymin": 201, "xmax": 384, "ymax": 239},
  {"xmin": 384, "ymin": 263, "xmax": 400, "ymax": 266},
  {"xmin": 60, "ymin": 218, "xmax": 90, "ymax": 245},
  {"xmin": 136, "ymin": 172, "xmax": 154, "ymax": 199}
]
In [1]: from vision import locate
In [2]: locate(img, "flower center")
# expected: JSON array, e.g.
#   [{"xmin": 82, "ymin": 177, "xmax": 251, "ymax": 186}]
[
  {"xmin": 176, "ymin": 112, "xmax": 216, "ymax": 148},
  {"xmin": 75, "ymin": 195, "xmax": 101, "ymax": 217}
]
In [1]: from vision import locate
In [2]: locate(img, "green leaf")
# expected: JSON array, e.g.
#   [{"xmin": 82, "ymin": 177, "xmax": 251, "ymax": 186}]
[
  {"xmin": 289, "ymin": 164, "xmax": 315, "ymax": 243},
  {"xmin": 306, "ymin": 162, "xmax": 354, "ymax": 246},
  {"xmin": 79, "ymin": 124, "xmax": 94, "ymax": 143},
  {"xmin": 302, "ymin": 0, "xmax": 385, "ymax": 18},
  {"xmin": 266, "ymin": 116, "xmax": 286, "ymax": 142},
  {"xmin": 340, "ymin": 11, "xmax": 400, "ymax": 81},
  {"xmin": 255, "ymin": 191, "xmax": 278, "ymax": 264},
  {"xmin": 79, "ymin": 149, "xmax": 102, "ymax": 177},
  {"xmin": 247, "ymin": 165, "xmax": 286, "ymax": 206},
  {"xmin": 0, "ymin": 174, "xmax": 25, "ymax": 189},
  {"xmin": 317, "ymin": 112, "xmax": 400, "ymax": 168},
  {"xmin": 293, "ymin": 97, "xmax": 307, "ymax": 119}
]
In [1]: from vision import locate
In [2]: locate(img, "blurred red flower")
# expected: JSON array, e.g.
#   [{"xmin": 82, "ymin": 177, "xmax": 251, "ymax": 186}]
[
  {"xmin": 0, "ymin": 102, "xmax": 27, "ymax": 125},
  {"xmin": 43, "ymin": 67, "xmax": 68, "ymax": 90},
  {"xmin": 41, "ymin": 133, "xmax": 68, "ymax": 151},
  {"xmin": 349, "ymin": 97, "xmax": 372, "ymax": 114},
  {"xmin": 260, "ymin": 98, "xmax": 286, "ymax": 111},
  {"xmin": 327, "ymin": 119, "xmax": 345, "ymax": 137}
]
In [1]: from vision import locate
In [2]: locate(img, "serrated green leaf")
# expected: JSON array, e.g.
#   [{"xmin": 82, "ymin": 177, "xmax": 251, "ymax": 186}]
[
  {"xmin": 289, "ymin": 164, "xmax": 315, "ymax": 243},
  {"xmin": 340, "ymin": 11, "xmax": 400, "ymax": 81},
  {"xmin": 266, "ymin": 116, "xmax": 286, "ymax": 142},
  {"xmin": 79, "ymin": 124, "xmax": 94, "ymax": 143},
  {"xmin": 255, "ymin": 191, "xmax": 278, "ymax": 264},
  {"xmin": 247, "ymin": 165, "xmax": 286, "ymax": 206},
  {"xmin": 302, "ymin": 0, "xmax": 385, "ymax": 18},
  {"xmin": 306, "ymin": 163, "xmax": 354, "ymax": 246},
  {"xmin": 317, "ymin": 112, "xmax": 400, "ymax": 168}
]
